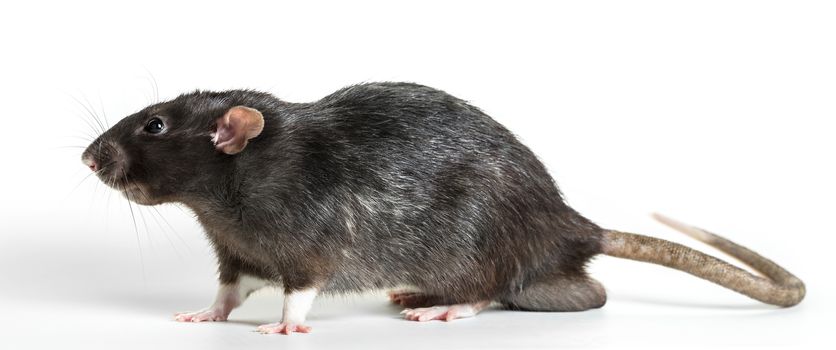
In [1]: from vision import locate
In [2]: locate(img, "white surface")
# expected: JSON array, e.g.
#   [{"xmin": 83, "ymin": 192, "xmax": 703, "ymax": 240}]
[{"xmin": 1, "ymin": 1, "xmax": 834, "ymax": 349}]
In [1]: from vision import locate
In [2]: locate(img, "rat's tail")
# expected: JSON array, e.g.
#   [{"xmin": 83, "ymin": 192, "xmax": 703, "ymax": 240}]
[{"xmin": 601, "ymin": 213, "xmax": 805, "ymax": 307}]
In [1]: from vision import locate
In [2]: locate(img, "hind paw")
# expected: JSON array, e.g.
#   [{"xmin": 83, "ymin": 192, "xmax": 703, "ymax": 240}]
[{"xmin": 401, "ymin": 301, "xmax": 490, "ymax": 322}]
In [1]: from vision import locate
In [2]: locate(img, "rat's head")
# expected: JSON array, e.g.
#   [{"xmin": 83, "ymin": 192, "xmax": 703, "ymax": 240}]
[{"xmin": 81, "ymin": 91, "xmax": 266, "ymax": 205}]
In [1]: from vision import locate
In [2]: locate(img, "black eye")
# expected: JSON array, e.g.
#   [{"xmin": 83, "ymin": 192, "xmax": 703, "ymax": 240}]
[{"xmin": 144, "ymin": 118, "xmax": 165, "ymax": 134}]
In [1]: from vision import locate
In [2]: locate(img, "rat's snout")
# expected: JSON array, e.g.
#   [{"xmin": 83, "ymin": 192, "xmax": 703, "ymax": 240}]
[
  {"xmin": 81, "ymin": 140, "xmax": 127, "ymax": 187},
  {"xmin": 82, "ymin": 154, "xmax": 98, "ymax": 172}
]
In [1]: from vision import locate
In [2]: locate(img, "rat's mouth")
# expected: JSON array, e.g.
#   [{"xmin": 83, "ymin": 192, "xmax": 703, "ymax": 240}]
[
  {"xmin": 118, "ymin": 182, "xmax": 161, "ymax": 206},
  {"xmin": 101, "ymin": 177, "xmax": 160, "ymax": 206},
  {"xmin": 89, "ymin": 162, "xmax": 162, "ymax": 206}
]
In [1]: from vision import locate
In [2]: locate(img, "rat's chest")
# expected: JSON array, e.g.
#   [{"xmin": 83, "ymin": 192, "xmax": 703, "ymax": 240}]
[{"xmin": 195, "ymin": 212, "xmax": 280, "ymax": 264}]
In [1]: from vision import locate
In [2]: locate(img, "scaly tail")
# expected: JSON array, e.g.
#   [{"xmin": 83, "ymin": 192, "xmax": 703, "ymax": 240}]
[{"xmin": 601, "ymin": 213, "xmax": 805, "ymax": 307}]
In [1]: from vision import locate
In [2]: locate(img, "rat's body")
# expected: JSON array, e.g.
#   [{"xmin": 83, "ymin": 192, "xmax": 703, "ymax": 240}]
[
  {"xmin": 189, "ymin": 83, "xmax": 603, "ymax": 307},
  {"xmin": 82, "ymin": 82, "xmax": 804, "ymax": 334}
]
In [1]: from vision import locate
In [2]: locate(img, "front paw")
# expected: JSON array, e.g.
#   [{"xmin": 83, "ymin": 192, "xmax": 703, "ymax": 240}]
[
  {"xmin": 174, "ymin": 308, "xmax": 229, "ymax": 322},
  {"xmin": 256, "ymin": 322, "xmax": 312, "ymax": 335}
]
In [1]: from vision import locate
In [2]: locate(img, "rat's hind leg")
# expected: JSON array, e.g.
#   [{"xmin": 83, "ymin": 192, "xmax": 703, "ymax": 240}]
[
  {"xmin": 390, "ymin": 290, "xmax": 491, "ymax": 321},
  {"xmin": 388, "ymin": 289, "xmax": 449, "ymax": 308},
  {"xmin": 174, "ymin": 274, "xmax": 269, "ymax": 322},
  {"xmin": 502, "ymin": 276, "xmax": 607, "ymax": 312}
]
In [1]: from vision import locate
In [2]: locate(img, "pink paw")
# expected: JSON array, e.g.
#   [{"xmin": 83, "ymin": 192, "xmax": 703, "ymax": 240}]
[
  {"xmin": 256, "ymin": 322, "xmax": 312, "ymax": 335},
  {"xmin": 174, "ymin": 309, "xmax": 228, "ymax": 322},
  {"xmin": 401, "ymin": 301, "xmax": 489, "ymax": 322}
]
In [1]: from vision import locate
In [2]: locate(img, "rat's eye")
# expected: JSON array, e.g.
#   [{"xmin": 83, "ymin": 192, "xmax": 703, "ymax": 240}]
[{"xmin": 144, "ymin": 118, "xmax": 165, "ymax": 134}]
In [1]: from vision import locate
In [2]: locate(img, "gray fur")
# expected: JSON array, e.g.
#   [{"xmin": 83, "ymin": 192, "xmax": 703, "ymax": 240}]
[
  {"xmin": 82, "ymin": 82, "xmax": 804, "ymax": 315},
  {"xmin": 83, "ymin": 82, "xmax": 602, "ymax": 305}
]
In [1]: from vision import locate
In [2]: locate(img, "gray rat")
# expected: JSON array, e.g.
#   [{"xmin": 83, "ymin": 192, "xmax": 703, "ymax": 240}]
[{"xmin": 81, "ymin": 82, "xmax": 804, "ymax": 335}]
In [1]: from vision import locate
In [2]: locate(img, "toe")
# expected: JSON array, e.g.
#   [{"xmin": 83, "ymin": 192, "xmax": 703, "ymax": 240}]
[
  {"xmin": 257, "ymin": 323, "xmax": 279, "ymax": 334},
  {"xmin": 176, "ymin": 312, "xmax": 199, "ymax": 322},
  {"xmin": 444, "ymin": 309, "xmax": 458, "ymax": 321},
  {"xmin": 401, "ymin": 302, "xmax": 488, "ymax": 322},
  {"xmin": 400, "ymin": 306, "xmax": 450, "ymax": 322},
  {"xmin": 257, "ymin": 322, "xmax": 310, "ymax": 335},
  {"xmin": 417, "ymin": 307, "xmax": 447, "ymax": 322}
]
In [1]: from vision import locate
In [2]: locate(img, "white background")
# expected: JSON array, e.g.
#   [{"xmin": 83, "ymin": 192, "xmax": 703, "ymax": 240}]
[{"xmin": 1, "ymin": 1, "xmax": 833, "ymax": 349}]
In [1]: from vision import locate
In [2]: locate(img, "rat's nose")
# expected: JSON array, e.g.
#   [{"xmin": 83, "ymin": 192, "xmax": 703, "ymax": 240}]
[{"xmin": 82, "ymin": 155, "xmax": 98, "ymax": 172}]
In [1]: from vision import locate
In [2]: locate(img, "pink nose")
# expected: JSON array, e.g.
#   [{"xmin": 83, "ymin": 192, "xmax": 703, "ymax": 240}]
[{"xmin": 82, "ymin": 156, "xmax": 98, "ymax": 172}]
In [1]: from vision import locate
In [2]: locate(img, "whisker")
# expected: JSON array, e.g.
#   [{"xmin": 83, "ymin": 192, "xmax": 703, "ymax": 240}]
[
  {"xmin": 75, "ymin": 112, "xmax": 103, "ymax": 138},
  {"xmin": 71, "ymin": 134, "xmax": 96, "ymax": 143},
  {"xmin": 62, "ymin": 90, "xmax": 105, "ymax": 139},
  {"xmin": 151, "ymin": 205, "xmax": 193, "ymax": 254},
  {"xmin": 129, "ymin": 186, "xmax": 159, "ymax": 249},
  {"xmin": 144, "ymin": 204, "xmax": 184, "ymax": 260},
  {"xmin": 173, "ymin": 205, "xmax": 190, "ymax": 216},
  {"xmin": 66, "ymin": 171, "xmax": 98, "ymax": 199},
  {"xmin": 91, "ymin": 160, "xmax": 117, "ymax": 175},
  {"xmin": 132, "ymin": 185, "xmax": 183, "ymax": 253},
  {"xmin": 81, "ymin": 94, "xmax": 107, "ymax": 135},
  {"xmin": 121, "ymin": 175, "xmax": 147, "ymax": 284},
  {"xmin": 142, "ymin": 66, "xmax": 160, "ymax": 103},
  {"xmin": 89, "ymin": 176, "xmax": 101, "ymax": 211},
  {"xmin": 70, "ymin": 94, "xmax": 105, "ymax": 135},
  {"xmin": 134, "ymin": 201, "xmax": 157, "ymax": 255},
  {"xmin": 105, "ymin": 180, "xmax": 113, "ymax": 240},
  {"xmin": 95, "ymin": 139, "xmax": 106, "ymax": 165},
  {"xmin": 64, "ymin": 159, "xmax": 117, "ymax": 204},
  {"xmin": 135, "ymin": 185, "xmax": 192, "ymax": 256},
  {"xmin": 68, "ymin": 166, "xmax": 87, "ymax": 182},
  {"xmin": 97, "ymin": 93, "xmax": 110, "ymax": 128}
]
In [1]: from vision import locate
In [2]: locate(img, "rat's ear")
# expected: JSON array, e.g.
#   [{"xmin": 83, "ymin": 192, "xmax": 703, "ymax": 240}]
[{"xmin": 212, "ymin": 106, "xmax": 265, "ymax": 155}]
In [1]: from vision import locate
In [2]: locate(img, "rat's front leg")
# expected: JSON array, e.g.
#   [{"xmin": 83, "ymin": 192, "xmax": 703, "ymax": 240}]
[
  {"xmin": 256, "ymin": 287, "xmax": 318, "ymax": 335},
  {"xmin": 174, "ymin": 274, "xmax": 269, "ymax": 322}
]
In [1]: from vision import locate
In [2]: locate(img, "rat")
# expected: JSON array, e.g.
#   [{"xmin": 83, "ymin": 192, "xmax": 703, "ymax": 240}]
[{"xmin": 81, "ymin": 82, "xmax": 805, "ymax": 335}]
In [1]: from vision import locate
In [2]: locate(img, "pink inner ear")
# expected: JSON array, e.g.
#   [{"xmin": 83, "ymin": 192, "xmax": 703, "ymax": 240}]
[
  {"xmin": 213, "ymin": 106, "xmax": 264, "ymax": 155},
  {"xmin": 213, "ymin": 116, "xmax": 236, "ymax": 146}
]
